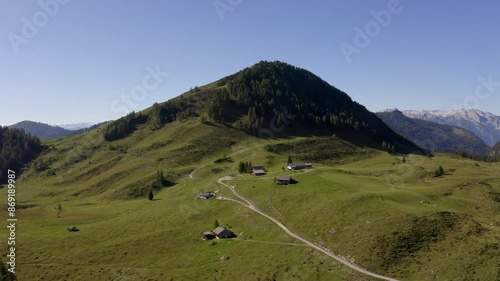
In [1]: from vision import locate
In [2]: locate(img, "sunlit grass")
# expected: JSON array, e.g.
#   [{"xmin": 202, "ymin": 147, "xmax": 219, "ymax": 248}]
[{"xmin": 0, "ymin": 118, "xmax": 498, "ymax": 280}]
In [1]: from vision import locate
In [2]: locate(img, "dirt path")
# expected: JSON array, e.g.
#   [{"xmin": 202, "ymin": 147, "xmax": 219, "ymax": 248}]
[
  {"xmin": 217, "ymin": 176, "xmax": 399, "ymax": 281},
  {"xmin": 241, "ymin": 239, "xmax": 309, "ymax": 247},
  {"xmin": 188, "ymin": 168, "xmax": 198, "ymax": 179}
]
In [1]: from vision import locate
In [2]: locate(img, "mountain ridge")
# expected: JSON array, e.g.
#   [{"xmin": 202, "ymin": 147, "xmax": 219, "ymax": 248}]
[
  {"xmin": 58, "ymin": 122, "xmax": 94, "ymax": 130},
  {"xmin": 9, "ymin": 120, "xmax": 96, "ymax": 140},
  {"xmin": 401, "ymin": 109, "xmax": 500, "ymax": 146},
  {"xmin": 377, "ymin": 109, "xmax": 490, "ymax": 155},
  {"xmin": 103, "ymin": 60, "xmax": 424, "ymax": 154}
]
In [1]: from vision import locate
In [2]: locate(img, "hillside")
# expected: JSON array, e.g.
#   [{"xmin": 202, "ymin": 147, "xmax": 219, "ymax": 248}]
[
  {"xmin": 377, "ymin": 109, "xmax": 490, "ymax": 155},
  {"xmin": 103, "ymin": 61, "xmax": 423, "ymax": 154},
  {"xmin": 2, "ymin": 119, "xmax": 499, "ymax": 280},
  {"xmin": 490, "ymin": 142, "xmax": 500, "ymax": 156},
  {"xmin": 402, "ymin": 109, "xmax": 500, "ymax": 146},
  {"xmin": 1, "ymin": 61, "xmax": 498, "ymax": 280},
  {"xmin": 9, "ymin": 121, "xmax": 92, "ymax": 140},
  {"xmin": 0, "ymin": 126, "xmax": 42, "ymax": 183}
]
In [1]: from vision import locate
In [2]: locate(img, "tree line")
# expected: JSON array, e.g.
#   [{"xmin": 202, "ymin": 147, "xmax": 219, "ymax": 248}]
[
  {"xmin": 105, "ymin": 97, "xmax": 199, "ymax": 142},
  {"xmin": 104, "ymin": 111, "xmax": 148, "ymax": 141},
  {"xmin": 238, "ymin": 161, "xmax": 253, "ymax": 174},
  {"xmin": 454, "ymin": 151, "xmax": 500, "ymax": 162},
  {"xmin": 104, "ymin": 60, "xmax": 422, "ymax": 154},
  {"xmin": 207, "ymin": 61, "xmax": 374, "ymax": 134}
]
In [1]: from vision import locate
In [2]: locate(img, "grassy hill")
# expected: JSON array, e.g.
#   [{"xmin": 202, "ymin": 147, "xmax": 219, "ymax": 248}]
[
  {"xmin": 1, "ymin": 118, "xmax": 499, "ymax": 280},
  {"xmin": 0, "ymin": 125, "xmax": 42, "ymax": 184},
  {"xmin": 377, "ymin": 110, "xmax": 490, "ymax": 155},
  {"xmin": 0, "ymin": 61, "xmax": 498, "ymax": 280},
  {"xmin": 490, "ymin": 142, "xmax": 500, "ymax": 156}
]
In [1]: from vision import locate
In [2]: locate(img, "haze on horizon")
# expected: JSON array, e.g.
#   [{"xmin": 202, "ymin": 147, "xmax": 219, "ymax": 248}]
[{"xmin": 1, "ymin": 0, "xmax": 499, "ymax": 126}]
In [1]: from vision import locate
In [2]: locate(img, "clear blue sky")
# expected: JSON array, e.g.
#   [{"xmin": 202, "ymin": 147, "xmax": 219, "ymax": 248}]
[{"xmin": 1, "ymin": 0, "xmax": 499, "ymax": 126}]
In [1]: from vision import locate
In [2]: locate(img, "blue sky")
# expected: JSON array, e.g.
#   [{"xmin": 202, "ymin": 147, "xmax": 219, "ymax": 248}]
[{"xmin": 1, "ymin": 0, "xmax": 499, "ymax": 126}]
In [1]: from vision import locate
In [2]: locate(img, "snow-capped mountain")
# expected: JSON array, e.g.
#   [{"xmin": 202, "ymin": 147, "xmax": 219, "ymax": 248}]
[
  {"xmin": 401, "ymin": 109, "xmax": 500, "ymax": 146},
  {"xmin": 58, "ymin": 122, "xmax": 93, "ymax": 130},
  {"xmin": 376, "ymin": 109, "xmax": 490, "ymax": 155}
]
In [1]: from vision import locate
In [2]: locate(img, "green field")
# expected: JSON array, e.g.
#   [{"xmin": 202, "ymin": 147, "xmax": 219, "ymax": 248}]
[{"xmin": 1, "ymin": 118, "xmax": 499, "ymax": 280}]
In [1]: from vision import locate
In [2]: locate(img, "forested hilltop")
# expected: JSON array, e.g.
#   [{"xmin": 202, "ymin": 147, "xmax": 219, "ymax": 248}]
[{"xmin": 104, "ymin": 61, "xmax": 423, "ymax": 154}]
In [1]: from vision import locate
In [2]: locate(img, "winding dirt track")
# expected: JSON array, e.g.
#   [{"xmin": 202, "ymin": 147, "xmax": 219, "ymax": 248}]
[{"xmin": 217, "ymin": 176, "xmax": 399, "ymax": 281}]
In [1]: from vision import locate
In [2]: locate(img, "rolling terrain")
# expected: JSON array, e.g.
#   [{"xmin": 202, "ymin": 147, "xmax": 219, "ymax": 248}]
[
  {"xmin": 2, "ymin": 120, "xmax": 498, "ymax": 280},
  {"xmin": 377, "ymin": 109, "xmax": 490, "ymax": 155},
  {"xmin": 9, "ymin": 121, "xmax": 95, "ymax": 140},
  {"xmin": 0, "ymin": 61, "xmax": 498, "ymax": 280}
]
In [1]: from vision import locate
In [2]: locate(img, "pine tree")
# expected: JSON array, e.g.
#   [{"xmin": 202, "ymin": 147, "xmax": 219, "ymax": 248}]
[
  {"xmin": 148, "ymin": 190, "xmax": 154, "ymax": 201},
  {"xmin": 0, "ymin": 259, "xmax": 17, "ymax": 281},
  {"xmin": 287, "ymin": 155, "xmax": 293, "ymax": 164},
  {"xmin": 434, "ymin": 166, "xmax": 444, "ymax": 177},
  {"xmin": 214, "ymin": 220, "xmax": 220, "ymax": 229},
  {"xmin": 438, "ymin": 165, "xmax": 444, "ymax": 176},
  {"xmin": 402, "ymin": 156, "xmax": 406, "ymax": 163},
  {"xmin": 56, "ymin": 204, "xmax": 63, "ymax": 218}
]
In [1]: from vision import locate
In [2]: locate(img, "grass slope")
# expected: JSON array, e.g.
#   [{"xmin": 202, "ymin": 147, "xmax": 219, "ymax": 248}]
[{"xmin": 1, "ymin": 118, "xmax": 499, "ymax": 281}]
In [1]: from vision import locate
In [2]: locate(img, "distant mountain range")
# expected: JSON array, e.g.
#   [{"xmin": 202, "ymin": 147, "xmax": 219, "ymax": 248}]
[
  {"xmin": 401, "ymin": 109, "xmax": 500, "ymax": 147},
  {"xmin": 377, "ymin": 110, "xmax": 490, "ymax": 155},
  {"xmin": 9, "ymin": 121, "xmax": 95, "ymax": 140},
  {"xmin": 58, "ymin": 122, "xmax": 94, "ymax": 130}
]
